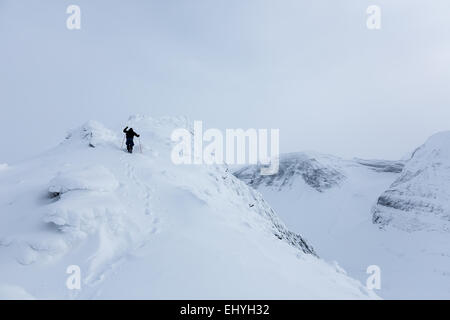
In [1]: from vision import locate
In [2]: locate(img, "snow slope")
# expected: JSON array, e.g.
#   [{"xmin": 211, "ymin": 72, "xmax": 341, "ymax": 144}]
[
  {"xmin": 0, "ymin": 116, "xmax": 376, "ymax": 299},
  {"xmin": 373, "ymin": 131, "xmax": 450, "ymax": 232},
  {"xmin": 235, "ymin": 151, "xmax": 450, "ymax": 299}
]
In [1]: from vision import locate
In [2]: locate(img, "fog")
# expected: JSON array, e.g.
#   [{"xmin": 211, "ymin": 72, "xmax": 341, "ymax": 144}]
[{"xmin": 1, "ymin": 0, "xmax": 450, "ymax": 163}]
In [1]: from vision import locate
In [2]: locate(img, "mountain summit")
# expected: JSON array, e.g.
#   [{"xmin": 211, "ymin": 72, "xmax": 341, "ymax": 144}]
[{"xmin": 0, "ymin": 116, "xmax": 375, "ymax": 299}]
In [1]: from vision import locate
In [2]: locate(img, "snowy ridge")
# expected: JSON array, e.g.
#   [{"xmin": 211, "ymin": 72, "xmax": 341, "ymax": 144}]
[
  {"xmin": 373, "ymin": 131, "xmax": 450, "ymax": 232},
  {"xmin": 0, "ymin": 116, "xmax": 375, "ymax": 299}
]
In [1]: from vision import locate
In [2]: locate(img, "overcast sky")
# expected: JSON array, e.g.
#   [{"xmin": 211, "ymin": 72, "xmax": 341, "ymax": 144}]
[{"xmin": 1, "ymin": 0, "xmax": 450, "ymax": 163}]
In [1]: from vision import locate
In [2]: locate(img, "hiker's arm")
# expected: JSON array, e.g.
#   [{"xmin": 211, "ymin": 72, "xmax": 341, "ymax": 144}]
[
  {"xmin": 123, "ymin": 127, "xmax": 128, "ymax": 133},
  {"xmin": 135, "ymin": 133, "xmax": 140, "ymax": 137}
]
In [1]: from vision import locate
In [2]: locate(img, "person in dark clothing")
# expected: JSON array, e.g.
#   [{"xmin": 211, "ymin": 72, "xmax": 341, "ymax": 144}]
[{"xmin": 123, "ymin": 126, "xmax": 140, "ymax": 153}]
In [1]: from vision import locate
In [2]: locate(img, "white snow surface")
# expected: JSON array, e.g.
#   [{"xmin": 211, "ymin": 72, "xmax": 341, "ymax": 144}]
[
  {"xmin": 0, "ymin": 284, "xmax": 35, "ymax": 300},
  {"xmin": 48, "ymin": 166, "xmax": 120, "ymax": 194},
  {"xmin": 0, "ymin": 116, "xmax": 376, "ymax": 299},
  {"xmin": 235, "ymin": 150, "xmax": 450, "ymax": 299},
  {"xmin": 373, "ymin": 131, "xmax": 450, "ymax": 232}
]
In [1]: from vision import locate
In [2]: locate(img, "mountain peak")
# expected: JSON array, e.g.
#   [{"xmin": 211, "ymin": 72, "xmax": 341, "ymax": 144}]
[
  {"xmin": 373, "ymin": 131, "xmax": 450, "ymax": 232},
  {"xmin": 0, "ymin": 118, "xmax": 375, "ymax": 299}
]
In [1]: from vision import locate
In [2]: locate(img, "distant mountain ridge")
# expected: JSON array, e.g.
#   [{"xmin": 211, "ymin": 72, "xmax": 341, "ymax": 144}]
[
  {"xmin": 234, "ymin": 139, "xmax": 450, "ymax": 299},
  {"xmin": 234, "ymin": 152, "xmax": 346, "ymax": 192}
]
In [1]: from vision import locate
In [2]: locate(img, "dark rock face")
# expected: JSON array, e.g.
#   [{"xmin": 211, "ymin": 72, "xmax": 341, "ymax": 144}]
[
  {"xmin": 228, "ymin": 173, "xmax": 317, "ymax": 256},
  {"xmin": 354, "ymin": 159, "xmax": 405, "ymax": 173},
  {"xmin": 265, "ymin": 206, "xmax": 316, "ymax": 256},
  {"xmin": 234, "ymin": 153, "xmax": 345, "ymax": 192}
]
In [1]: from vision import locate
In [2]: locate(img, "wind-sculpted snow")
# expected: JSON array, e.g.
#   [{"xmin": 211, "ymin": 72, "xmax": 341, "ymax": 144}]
[
  {"xmin": 48, "ymin": 166, "xmax": 119, "ymax": 195},
  {"xmin": 372, "ymin": 131, "xmax": 450, "ymax": 232},
  {"xmin": 64, "ymin": 120, "xmax": 118, "ymax": 148},
  {"xmin": 0, "ymin": 116, "xmax": 376, "ymax": 299},
  {"xmin": 234, "ymin": 152, "xmax": 345, "ymax": 192}
]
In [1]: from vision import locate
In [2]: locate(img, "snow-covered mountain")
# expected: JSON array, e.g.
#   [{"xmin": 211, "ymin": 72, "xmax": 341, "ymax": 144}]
[
  {"xmin": 373, "ymin": 131, "xmax": 450, "ymax": 232},
  {"xmin": 234, "ymin": 152, "xmax": 346, "ymax": 192},
  {"xmin": 235, "ymin": 149, "xmax": 450, "ymax": 299},
  {"xmin": 0, "ymin": 115, "xmax": 376, "ymax": 299}
]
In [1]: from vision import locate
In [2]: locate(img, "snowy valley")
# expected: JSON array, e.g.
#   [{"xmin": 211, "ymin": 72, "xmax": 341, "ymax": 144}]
[{"xmin": 235, "ymin": 136, "xmax": 450, "ymax": 299}]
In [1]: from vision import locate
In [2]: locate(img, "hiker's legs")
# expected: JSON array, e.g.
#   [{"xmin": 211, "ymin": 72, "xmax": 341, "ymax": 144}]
[{"xmin": 126, "ymin": 138, "xmax": 134, "ymax": 153}]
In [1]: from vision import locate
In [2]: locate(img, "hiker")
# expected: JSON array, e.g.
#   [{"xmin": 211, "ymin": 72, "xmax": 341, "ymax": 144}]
[{"xmin": 123, "ymin": 126, "xmax": 140, "ymax": 153}]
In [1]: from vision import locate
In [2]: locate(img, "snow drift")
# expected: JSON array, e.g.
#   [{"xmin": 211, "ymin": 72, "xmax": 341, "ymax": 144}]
[{"xmin": 0, "ymin": 115, "xmax": 376, "ymax": 299}]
